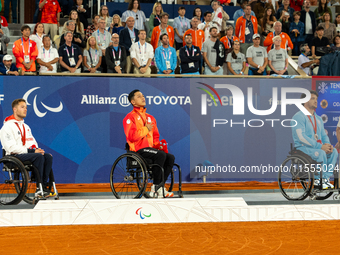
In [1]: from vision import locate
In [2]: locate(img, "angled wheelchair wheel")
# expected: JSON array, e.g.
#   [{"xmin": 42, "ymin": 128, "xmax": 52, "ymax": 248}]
[
  {"xmin": 0, "ymin": 156, "xmax": 28, "ymax": 205},
  {"xmin": 110, "ymin": 153, "xmax": 148, "ymax": 199},
  {"xmin": 279, "ymin": 156, "xmax": 314, "ymax": 201},
  {"xmin": 142, "ymin": 168, "xmax": 174, "ymax": 198}
]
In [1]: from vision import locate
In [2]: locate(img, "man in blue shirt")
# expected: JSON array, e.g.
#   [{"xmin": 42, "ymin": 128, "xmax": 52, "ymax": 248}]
[
  {"xmin": 173, "ymin": 6, "xmax": 190, "ymax": 50},
  {"xmin": 233, "ymin": 0, "xmax": 256, "ymax": 23},
  {"xmin": 155, "ymin": 34, "xmax": 177, "ymax": 75}
]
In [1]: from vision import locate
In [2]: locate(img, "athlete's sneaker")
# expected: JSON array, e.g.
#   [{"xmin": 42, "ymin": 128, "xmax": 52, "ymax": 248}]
[
  {"xmin": 324, "ymin": 179, "xmax": 334, "ymax": 189},
  {"xmin": 314, "ymin": 179, "xmax": 329, "ymax": 189},
  {"xmin": 43, "ymin": 186, "xmax": 57, "ymax": 198},
  {"xmin": 149, "ymin": 184, "xmax": 156, "ymax": 198},
  {"xmin": 35, "ymin": 188, "xmax": 49, "ymax": 199},
  {"xmin": 149, "ymin": 185, "xmax": 174, "ymax": 198}
]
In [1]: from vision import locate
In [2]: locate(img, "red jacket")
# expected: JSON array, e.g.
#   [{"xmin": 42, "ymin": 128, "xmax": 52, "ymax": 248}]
[
  {"xmin": 235, "ymin": 15, "xmax": 258, "ymax": 43},
  {"xmin": 263, "ymin": 32, "xmax": 294, "ymax": 53},
  {"xmin": 150, "ymin": 25, "xmax": 175, "ymax": 52},
  {"xmin": 13, "ymin": 37, "xmax": 39, "ymax": 72},
  {"xmin": 220, "ymin": 35, "xmax": 239, "ymax": 49}
]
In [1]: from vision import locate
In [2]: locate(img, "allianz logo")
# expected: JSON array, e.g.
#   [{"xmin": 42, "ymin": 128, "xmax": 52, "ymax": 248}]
[{"xmin": 81, "ymin": 93, "xmax": 130, "ymax": 107}]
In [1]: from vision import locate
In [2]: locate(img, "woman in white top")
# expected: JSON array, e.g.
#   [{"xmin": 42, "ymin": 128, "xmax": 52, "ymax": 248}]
[
  {"xmin": 29, "ymin": 23, "xmax": 45, "ymax": 54},
  {"xmin": 62, "ymin": 10, "xmax": 85, "ymax": 39},
  {"xmin": 83, "ymin": 36, "xmax": 102, "ymax": 73},
  {"xmin": 99, "ymin": 5, "xmax": 112, "ymax": 28}
]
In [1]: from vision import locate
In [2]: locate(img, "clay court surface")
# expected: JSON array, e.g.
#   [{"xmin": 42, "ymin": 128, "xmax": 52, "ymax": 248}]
[{"xmin": 1, "ymin": 220, "xmax": 340, "ymax": 254}]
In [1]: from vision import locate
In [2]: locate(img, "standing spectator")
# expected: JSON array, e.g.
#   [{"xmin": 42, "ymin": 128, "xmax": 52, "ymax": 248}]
[
  {"xmin": 13, "ymin": 25, "xmax": 39, "ymax": 73},
  {"xmin": 202, "ymin": 27, "xmax": 225, "ymax": 75},
  {"xmin": 290, "ymin": 11, "xmax": 305, "ymax": 55},
  {"xmin": 211, "ymin": 0, "xmax": 229, "ymax": 34},
  {"xmin": 122, "ymin": 0, "xmax": 146, "ymax": 31},
  {"xmin": 198, "ymin": 11, "xmax": 218, "ymax": 41},
  {"xmin": 311, "ymin": 26, "xmax": 330, "ymax": 57},
  {"xmin": 130, "ymin": 30, "xmax": 154, "ymax": 75},
  {"xmin": 193, "ymin": 7, "xmax": 204, "ymax": 23},
  {"xmin": 58, "ymin": 31, "xmax": 83, "ymax": 73},
  {"xmin": 290, "ymin": 0, "xmax": 304, "ymax": 11},
  {"xmin": 72, "ymin": 0, "xmax": 90, "ymax": 30},
  {"xmin": 60, "ymin": 20, "xmax": 86, "ymax": 49},
  {"xmin": 183, "ymin": 17, "xmax": 205, "ymax": 50},
  {"xmin": 233, "ymin": 0, "xmax": 256, "ymax": 23},
  {"xmin": 179, "ymin": 34, "xmax": 201, "ymax": 75},
  {"xmin": 92, "ymin": 18, "xmax": 111, "ymax": 73},
  {"xmin": 39, "ymin": 0, "xmax": 61, "ymax": 42},
  {"xmin": 59, "ymin": 0, "xmax": 73, "ymax": 18},
  {"xmin": 0, "ymin": 23, "xmax": 10, "ymax": 60},
  {"xmin": 314, "ymin": 0, "xmax": 332, "ymax": 25},
  {"xmin": 0, "ymin": 16, "xmax": 10, "ymax": 38},
  {"xmin": 335, "ymin": 14, "xmax": 340, "ymax": 36},
  {"xmin": 83, "ymin": 36, "xmax": 102, "ymax": 73},
  {"xmin": 174, "ymin": 7, "xmax": 191, "ymax": 50},
  {"xmin": 275, "ymin": 0, "xmax": 294, "ymax": 22},
  {"xmin": 268, "ymin": 35, "xmax": 289, "ymax": 74},
  {"xmin": 259, "ymin": 7, "xmax": 277, "ymax": 39},
  {"xmin": 254, "ymin": 0, "xmax": 274, "ymax": 21},
  {"xmin": 246, "ymin": 33, "xmax": 268, "ymax": 75},
  {"xmin": 235, "ymin": 4, "xmax": 258, "ymax": 54},
  {"xmin": 106, "ymin": 33, "xmax": 127, "ymax": 74},
  {"xmin": 37, "ymin": 36, "xmax": 59, "ymax": 74},
  {"xmin": 148, "ymin": 2, "xmax": 164, "ymax": 38},
  {"xmin": 318, "ymin": 12, "xmax": 336, "ymax": 44},
  {"xmin": 280, "ymin": 12, "xmax": 291, "ymax": 33},
  {"xmin": 119, "ymin": 16, "xmax": 139, "ymax": 73},
  {"xmin": 298, "ymin": 43, "xmax": 319, "ymax": 75},
  {"xmin": 0, "ymin": 55, "xmax": 21, "ymax": 75},
  {"xmin": 150, "ymin": 13, "xmax": 174, "ymax": 51},
  {"xmin": 62, "ymin": 10, "xmax": 85, "ymax": 39},
  {"xmin": 85, "ymin": 15, "xmax": 100, "ymax": 41},
  {"xmin": 226, "ymin": 40, "xmax": 246, "ymax": 75},
  {"xmin": 99, "ymin": 5, "xmax": 112, "ymax": 28},
  {"xmin": 154, "ymin": 34, "xmax": 177, "ymax": 75},
  {"xmin": 220, "ymin": 25, "xmax": 239, "ymax": 55},
  {"xmin": 29, "ymin": 23, "xmax": 45, "ymax": 54},
  {"xmin": 263, "ymin": 21, "xmax": 293, "ymax": 52},
  {"xmin": 109, "ymin": 14, "xmax": 124, "ymax": 35},
  {"xmin": 300, "ymin": 0, "xmax": 316, "ymax": 46},
  {"xmin": 4, "ymin": 0, "xmax": 17, "ymax": 23}
]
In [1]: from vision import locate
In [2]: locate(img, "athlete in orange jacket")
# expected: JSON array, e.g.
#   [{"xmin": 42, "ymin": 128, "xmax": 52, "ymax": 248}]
[
  {"xmin": 235, "ymin": 6, "xmax": 258, "ymax": 44},
  {"xmin": 13, "ymin": 25, "xmax": 38, "ymax": 72},
  {"xmin": 123, "ymin": 90, "xmax": 174, "ymax": 198}
]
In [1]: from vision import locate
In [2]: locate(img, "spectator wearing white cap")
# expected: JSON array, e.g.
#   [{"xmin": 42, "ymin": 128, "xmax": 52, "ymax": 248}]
[
  {"xmin": 37, "ymin": 35, "xmax": 59, "ymax": 74},
  {"xmin": 246, "ymin": 33, "xmax": 268, "ymax": 75},
  {"xmin": 0, "ymin": 55, "xmax": 21, "ymax": 75}
]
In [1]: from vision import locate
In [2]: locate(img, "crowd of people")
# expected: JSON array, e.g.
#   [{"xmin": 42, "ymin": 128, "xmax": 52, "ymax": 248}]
[{"xmin": 1, "ymin": 0, "xmax": 340, "ymax": 76}]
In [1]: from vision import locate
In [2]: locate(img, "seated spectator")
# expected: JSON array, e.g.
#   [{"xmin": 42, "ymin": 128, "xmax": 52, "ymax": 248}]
[
  {"xmin": 13, "ymin": 25, "xmax": 38, "ymax": 73},
  {"xmin": 317, "ymin": 12, "xmax": 336, "ymax": 45},
  {"xmin": 202, "ymin": 27, "xmax": 225, "ymax": 75},
  {"xmin": 106, "ymin": 33, "xmax": 127, "ymax": 74},
  {"xmin": 99, "ymin": 5, "xmax": 112, "ymax": 28},
  {"xmin": 83, "ymin": 36, "xmax": 102, "ymax": 73},
  {"xmin": 151, "ymin": 13, "xmax": 174, "ymax": 51},
  {"xmin": 220, "ymin": 25, "xmax": 239, "ymax": 57},
  {"xmin": 289, "ymin": 11, "xmax": 305, "ymax": 55},
  {"xmin": 254, "ymin": 0, "xmax": 274, "ymax": 21},
  {"xmin": 58, "ymin": 31, "xmax": 83, "ymax": 73},
  {"xmin": 149, "ymin": 2, "xmax": 164, "ymax": 38},
  {"xmin": 263, "ymin": 21, "xmax": 293, "ymax": 52},
  {"xmin": 268, "ymin": 35, "xmax": 289, "ymax": 74},
  {"xmin": 290, "ymin": 0, "xmax": 303, "ymax": 11},
  {"xmin": 174, "ymin": 7, "xmax": 191, "ymax": 50},
  {"xmin": 246, "ymin": 33, "xmax": 268, "ymax": 75},
  {"xmin": 0, "ymin": 55, "xmax": 21, "ymax": 76},
  {"xmin": 275, "ymin": 0, "xmax": 294, "ymax": 22},
  {"xmin": 0, "ymin": 23, "xmax": 10, "ymax": 61},
  {"xmin": 226, "ymin": 40, "xmax": 246, "ymax": 75},
  {"xmin": 179, "ymin": 34, "xmax": 201, "ymax": 75},
  {"xmin": 62, "ymin": 10, "xmax": 85, "ymax": 39},
  {"xmin": 37, "ymin": 35, "xmax": 59, "ymax": 74},
  {"xmin": 198, "ymin": 11, "xmax": 218, "ymax": 41},
  {"xmin": 130, "ymin": 30, "xmax": 154, "ymax": 75},
  {"xmin": 122, "ymin": 0, "xmax": 146, "ymax": 31},
  {"xmin": 335, "ymin": 14, "xmax": 340, "ymax": 35},
  {"xmin": 311, "ymin": 25, "xmax": 330, "ymax": 57},
  {"xmin": 298, "ymin": 43, "xmax": 319, "ymax": 75},
  {"xmin": 72, "ymin": 0, "xmax": 90, "ymax": 30},
  {"xmin": 259, "ymin": 7, "xmax": 277, "ymax": 39},
  {"xmin": 314, "ymin": 0, "xmax": 332, "ymax": 25},
  {"xmin": 331, "ymin": 35, "xmax": 340, "ymax": 51},
  {"xmin": 109, "ymin": 14, "xmax": 124, "ymax": 35},
  {"xmin": 60, "ymin": 20, "xmax": 86, "ymax": 49},
  {"xmin": 193, "ymin": 7, "xmax": 203, "ymax": 23},
  {"xmin": 39, "ymin": 0, "xmax": 61, "ymax": 42},
  {"xmin": 29, "ymin": 23, "xmax": 45, "ymax": 53},
  {"xmin": 233, "ymin": 0, "xmax": 256, "ymax": 23},
  {"xmin": 119, "ymin": 16, "xmax": 139, "ymax": 73},
  {"xmin": 211, "ymin": 0, "xmax": 229, "ymax": 34},
  {"xmin": 154, "ymin": 34, "xmax": 177, "ymax": 75},
  {"xmin": 0, "ymin": 16, "xmax": 10, "ymax": 38},
  {"xmin": 85, "ymin": 15, "xmax": 100, "ymax": 41},
  {"xmin": 92, "ymin": 17, "xmax": 111, "ymax": 73},
  {"xmin": 183, "ymin": 17, "xmax": 205, "ymax": 50},
  {"xmin": 280, "ymin": 12, "xmax": 291, "ymax": 34}
]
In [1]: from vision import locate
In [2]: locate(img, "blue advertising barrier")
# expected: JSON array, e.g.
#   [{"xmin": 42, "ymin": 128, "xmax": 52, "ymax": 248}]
[{"xmin": 0, "ymin": 76, "xmax": 312, "ymax": 183}]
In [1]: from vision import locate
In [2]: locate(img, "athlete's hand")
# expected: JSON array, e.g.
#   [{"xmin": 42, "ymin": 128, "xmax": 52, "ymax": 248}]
[
  {"xmin": 35, "ymin": 148, "xmax": 45, "ymax": 155},
  {"xmin": 146, "ymin": 123, "xmax": 153, "ymax": 131},
  {"xmin": 321, "ymin": 144, "xmax": 332, "ymax": 154}
]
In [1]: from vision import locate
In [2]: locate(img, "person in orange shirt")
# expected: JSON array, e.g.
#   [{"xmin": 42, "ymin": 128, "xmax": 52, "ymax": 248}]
[
  {"xmin": 39, "ymin": 0, "xmax": 61, "ymax": 42},
  {"xmin": 263, "ymin": 21, "xmax": 294, "ymax": 52},
  {"xmin": 12, "ymin": 25, "xmax": 39, "ymax": 72},
  {"xmin": 220, "ymin": 25, "xmax": 239, "ymax": 52},
  {"xmin": 183, "ymin": 16, "xmax": 205, "ymax": 50},
  {"xmin": 150, "ymin": 12, "xmax": 174, "ymax": 51}
]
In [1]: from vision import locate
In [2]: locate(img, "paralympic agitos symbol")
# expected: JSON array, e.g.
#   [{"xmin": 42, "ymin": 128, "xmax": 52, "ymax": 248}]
[{"xmin": 136, "ymin": 207, "xmax": 151, "ymax": 220}]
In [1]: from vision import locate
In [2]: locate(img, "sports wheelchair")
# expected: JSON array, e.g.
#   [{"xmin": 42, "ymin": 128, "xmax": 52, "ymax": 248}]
[
  {"xmin": 0, "ymin": 151, "xmax": 59, "ymax": 205},
  {"xmin": 278, "ymin": 144, "xmax": 339, "ymax": 201},
  {"xmin": 110, "ymin": 144, "xmax": 183, "ymax": 199}
]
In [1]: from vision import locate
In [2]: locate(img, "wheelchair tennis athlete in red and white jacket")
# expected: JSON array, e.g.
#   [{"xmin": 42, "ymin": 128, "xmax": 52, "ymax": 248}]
[{"xmin": 123, "ymin": 89, "xmax": 175, "ymax": 198}]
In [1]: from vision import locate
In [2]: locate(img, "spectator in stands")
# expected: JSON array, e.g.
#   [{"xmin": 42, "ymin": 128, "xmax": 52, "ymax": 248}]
[
  {"xmin": 193, "ymin": 7, "xmax": 203, "ymax": 23},
  {"xmin": 309, "ymin": 0, "xmax": 317, "ymax": 5},
  {"xmin": 122, "ymin": 0, "xmax": 146, "ymax": 30},
  {"xmin": 268, "ymin": 35, "xmax": 289, "ymax": 74},
  {"xmin": 174, "ymin": 7, "xmax": 191, "ymax": 50},
  {"xmin": 83, "ymin": 36, "xmax": 102, "ymax": 73},
  {"xmin": 13, "ymin": 25, "xmax": 39, "ymax": 73},
  {"xmin": 85, "ymin": 15, "xmax": 100, "ymax": 41},
  {"xmin": 275, "ymin": 0, "xmax": 294, "ymax": 22},
  {"xmin": 314, "ymin": 0, "xmax": 332, "ymax": 25},
  {"xmin": 300, "ymin": 0, "xmax": 316, "ymax": 46},
  {"xmin": 148, "ymin": 2, "xmax": 163, "ymax": 38},
  {"xmin": 29, "ymin": 23, "xmax": 45, "ymax": 54},
  {"xmin": 99, "ymin": 5, "xmax": 112, "ymax": 28},
  {"xmin": 318, "ymin": 12, "xmax": 336, "ymax": 44},
  {"xmin": 0, "ymin": 16, "xmax": 10, "ymax": 38},
  {"xmin": 260, "ymin": 7, "xmax": 277, "ymax": 40},
  {"xmin": 39, "ymin": 0, "xmax": 61, "ymax": 42},
  {"xmin": 106, "ymin": 33, "xmax": 127, "ymax": 74},
  {"xmin": 233, "ymin": 0, "xmax": 256, "ymax": 23},
  {"xmin": 183, "ymin": 17, "xmax": 205, "ymax": 50},
  {"xmin": 198, "ymin": 11, "xmax": 218, "ymax": 41},
  {"xmin": 220, "ymin": 25, "xmax": 239, "ymax": 56},
  {"xmin": 246, "ymin": 33, "xmax": 268, "ymax": 75},
  {"xmin": 72, "ymin": 0, "xmax": 90, "ymax": 30},
  {"xmin": 334, "ymin": 14, "xmax": 340, "ymax": 35},
  {"xmin": 109, "ymin": 14, "xmax": 124, "ymax": 35},
  {"xmin": 263, "ymin": 21, "xmax": 293, "ymax": 52},
  {"xmin": 119, "ymin": 16, "xmax": 139, "ymax": 73},
  {"xmin": 280, "ymin": 11, "xmax": 291, "ymax": 33},
  {"xmin": 62, "ymin": 10, "xmax": 85, "ymax": 39},
  {"xmin": 37, "ymin": 35, "xmax": 59, "ymax": 74},
  {"xmin": 290, "ymin": 0, "xmax": 304, "ymax": 11},
  {"xmin": 311, "ymin": 25, "xmax": 330, "ymax": 57},
  {"xmin": 298, "ymin": 43, "xmax": 319, "ymax": 75},
  {"xmin": 179, "ymin": 34, "xmax": 201, "ymax": 75},
  {"xmin": 0, "ymin": 55, "xmax": 20, "ymax": 76},
  {"xmin": 0, "ymin": 22, "xmax": 10, "ymax": 61},
  {"xmin": 59, "ymin": 0, "xmax": 73, "ymax": 18},
  {"xmin": 226, "ymin": 40, "xmax": 246, "ymax": 75},
  {"xmin": 235, "ymin": 4, "xmax": 258, "ymax": 54},
  {"xmin": 290, "ymin": 11, "xmax": 304, "ymax": 55},
  {"xmin": 60, "ymin": 20, "xmax": 86, "ymax": 49},
  {"xmin": 254, "ymin": 0, "xmax": 274, "ymax": 21},
  {"xmin": 202, "ymin": 27, "xmax": 225, "ymax": 75},
  {"xmin": 130, "ymin": 30, "xmax": 154, "ymax": 75},
  {"xmin": 4, "ymin": 0, "xmax": 17, "ymax": 23},
  {"xmin": 58, "ymin": 31, "xmax": 82, "ymax": 73},
  {"xmin": 331, "ymin": 35, "xmax": 340, "ymax": 51},
  {"xmin": 151, "ymin": 13, "xmax": 174, "ymax": 51},
  {"xmin": 155, "ymin": 34, "xmax": 177, "ymax": 75},
  {"xmin": 211, "ymin": 0, "xmax": 229, "ymax": 34}
]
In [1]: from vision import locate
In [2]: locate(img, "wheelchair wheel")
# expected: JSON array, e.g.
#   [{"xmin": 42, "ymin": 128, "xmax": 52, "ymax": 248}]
[
  {"xmin": 110, "ymin": 153, "xmax": 148, "ymax": 199},
  {"xmin": 279, "ymin": 156, "xmax": 314, "ymax": 201},
  {"xmin": 0, "ymin": 156, "xmax": 28, "ymax": 205},
  {"xmin": 142, "ymin": 168, "xmax": 174, "ymax": 198}
]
